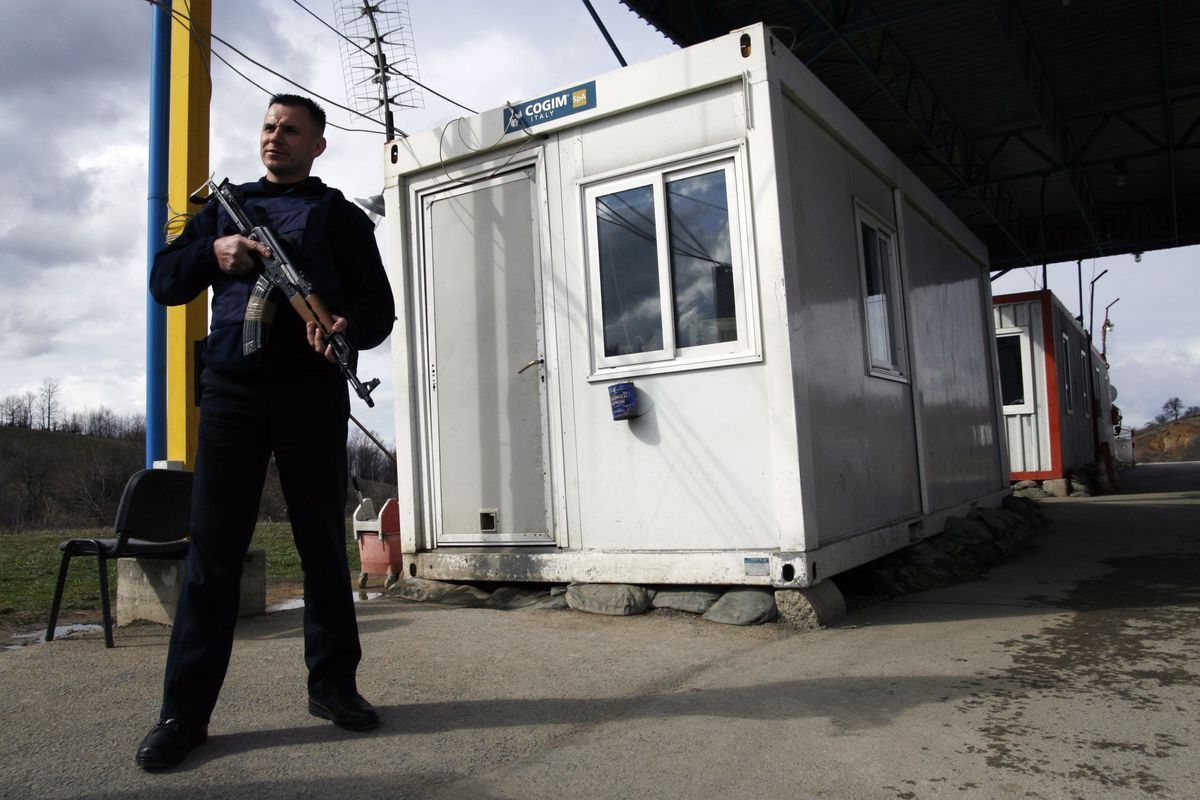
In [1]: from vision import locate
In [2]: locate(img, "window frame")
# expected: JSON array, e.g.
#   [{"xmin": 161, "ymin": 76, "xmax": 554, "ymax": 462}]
[
  {"xmin": 1061, "ymin": 333, "xmax": 1074, "ymax": 414},
  {"xmin": 854, "ymin": 202, "xmax": 909, "ymax": 381},
  {"xmin": 995, "ymin": 327, "xmax": 1034, "ymax": 414},
  {"xmin": 582, "ymin": 145, "xmax": 760, "ymax": 380}
]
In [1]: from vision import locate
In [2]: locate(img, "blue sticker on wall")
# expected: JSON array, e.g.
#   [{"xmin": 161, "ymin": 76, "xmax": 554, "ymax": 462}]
[
  {"xmin": 743, "ymin": 557, "xmax": 769, "ymax": 577},
  {"xmin": 504, "ymin": 81, "xmax": 597, "ymax": 133}
]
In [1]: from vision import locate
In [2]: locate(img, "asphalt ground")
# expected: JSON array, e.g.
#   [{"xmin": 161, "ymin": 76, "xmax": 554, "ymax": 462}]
[{"xmin": 1, "ymin": 462, "xmax": 1197, "ymax": 800}]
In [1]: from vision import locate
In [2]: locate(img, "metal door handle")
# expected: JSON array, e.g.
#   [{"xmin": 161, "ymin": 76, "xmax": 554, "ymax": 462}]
[{"xmin": 518, "ymin": 358, "xmax": 544, "ymax": 374}]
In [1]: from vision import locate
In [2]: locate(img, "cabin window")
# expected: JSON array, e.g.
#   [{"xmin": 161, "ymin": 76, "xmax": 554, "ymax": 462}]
[
  {"xmin": 594, "ymin": 182, "xmax": 662, "ymax": 357},
  {"xmin": 584, "ymin": 151, "xmax": 757, "ymax": 376},
  {"xmin": 1061, "ymin": 333, "xmax": 1074, "ymax": 413},
  {"xmin": 995, "ymin": 327, "xmax": 1033, "ymax": 414},
  {"xmin": 997, "ymin": 334, "xmax": 1025, "ymax": 407},
  {"xmin": 1081, "ymin": 348, "xmax": 1090, "ymax": 417},
  {"xmin": 855, "ymin": 205, "xmax": 907, "ymax": 378}
]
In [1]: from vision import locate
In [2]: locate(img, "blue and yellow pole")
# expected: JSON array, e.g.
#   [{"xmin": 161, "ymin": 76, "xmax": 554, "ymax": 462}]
[
  {"xmin": 165, "ymin": 0, "xmax": 211, "ymax": 469},
  {"xmin": 145, "ymin": 0, "xmax": 171, "ymax": 467}
]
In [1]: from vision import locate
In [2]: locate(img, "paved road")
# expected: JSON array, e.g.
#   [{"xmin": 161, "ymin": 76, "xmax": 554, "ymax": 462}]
[{"xmin": 1, "ymin": 463, "xmax": 1197, "ymax": 800}]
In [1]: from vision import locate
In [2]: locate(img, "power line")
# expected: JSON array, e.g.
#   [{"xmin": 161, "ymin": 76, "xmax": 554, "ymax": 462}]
[
  {"xmin": 143, "ymin": 0, "xmax": 389, "ymax": 133},
  {"xmin": 149, "ymin": 0, "xmax": 480, "ymax": 136},
  {"xmin": 167, "ymin": 4, "xmax": 404, "ymax": 137},
  {"xmin": 215, "ymin": 46, "xmax": 381, "ymax": 133}
]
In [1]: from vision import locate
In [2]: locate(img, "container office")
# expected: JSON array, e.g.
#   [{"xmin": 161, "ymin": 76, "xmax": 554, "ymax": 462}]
[
  {"xmin": 382, "ymin": 23, "xmax": 1010, "ymax": 590},
  {"xmin": 993, "ymin": 290, "xmax": 1117, "ymax": 481}
]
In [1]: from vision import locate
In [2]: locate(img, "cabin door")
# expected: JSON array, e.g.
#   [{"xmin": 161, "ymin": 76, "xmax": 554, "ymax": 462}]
[{"xmin": 420, "ymin": 168, "xmax": 553, "ymax": 545}]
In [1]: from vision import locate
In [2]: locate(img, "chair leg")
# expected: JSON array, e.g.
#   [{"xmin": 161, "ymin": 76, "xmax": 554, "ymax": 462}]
[
  {"xmin": 97, "ymin": 556, "xmax": 114, "ymax": 648},
  {"xmin": 45, "ymin": 550, "xmax": 73, "ymax": 643}
]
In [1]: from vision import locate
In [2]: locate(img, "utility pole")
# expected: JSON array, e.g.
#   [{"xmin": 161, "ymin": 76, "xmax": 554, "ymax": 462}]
[
  {"xmin": 165, "ymin": 0, "xmax": 212, "ymax": 470},
  {"xmin": 1101, "ymin": 298, "xmax": 1119, "ymax": 361},
  {"xmin": 146, "ymin": 0, "xmax": 171, "ymax": 467}
]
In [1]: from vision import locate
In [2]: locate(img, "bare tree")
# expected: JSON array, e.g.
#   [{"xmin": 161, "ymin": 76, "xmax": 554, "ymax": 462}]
[
  {"xmin": 1162, "ymin": 397, "xmax": 1184, "ymax": 422},
  {"xmin": 85, "ymin": 407, "xmax": 120, "ymax": 439},
  {"xmin": 67, "ymin": 441, "xmax": 140, "ymax": 524},
  {"xmin": 347, "ymin": 428, "xmax": 396, "ymax": 485},
  {"xmin": 2, "ymin": 395, "xmax": 148, "ymax": 442},
  {"xmin": 23, "ymin": 392, "xmax": 37, "ymax": 427},
  {"xmin": 0, "ymin": 394, "xmax": 20, "ymax": 426},
  {"xmin": 37, "ymin": 379, "xmax": 61, "ymax": 431},
  {"xmin": 9, "ymin": 392, "xmax": 37, "ymax": 428},
  {"xmin": 0, "ymin": 438, "xmax": 57, "ymax": 528},
  {"xmin": 62, "ymin": 410, "xmax": 85, "ymax": 435},
  {"xmin": 120, "ymin": 413, "xmax": 147, "ymax": 444}
]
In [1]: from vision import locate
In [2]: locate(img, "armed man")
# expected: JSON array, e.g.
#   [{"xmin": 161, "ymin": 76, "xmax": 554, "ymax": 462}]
[{"xmin": 138, "ymin": 93, "xmax": 395, "ymax": 770}]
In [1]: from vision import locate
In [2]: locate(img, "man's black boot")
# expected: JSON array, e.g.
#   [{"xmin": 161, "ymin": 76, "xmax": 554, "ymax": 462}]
[
  {"xmin": 308, "ymin": 691, "xmax": 380, "ymax": 731},
  {"xmin": 135, "ymin": 719, "xmax": 208, "ymax": 770}
]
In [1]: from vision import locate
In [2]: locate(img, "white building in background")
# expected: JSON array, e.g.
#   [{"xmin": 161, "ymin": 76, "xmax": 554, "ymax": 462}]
[
  {"xmin": 381, "ymin": 24, "xmax": 1010, "ymax": 590},
  {"xmin": 993, "ymin": 289, "xmax": 1118, "ymax": 481}
]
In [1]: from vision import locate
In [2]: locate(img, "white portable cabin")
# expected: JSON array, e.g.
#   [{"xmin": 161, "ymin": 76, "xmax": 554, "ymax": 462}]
[
  {"xmin": 382, "ymin": 24, "xmax": 1010, "ymax": 589},
  {"xmin": 993, "ymin": 290, "xmax": 1117, "ymax": 481}
]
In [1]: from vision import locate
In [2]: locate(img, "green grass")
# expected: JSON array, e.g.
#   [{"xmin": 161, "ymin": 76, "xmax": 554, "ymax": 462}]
[
  {"xmin": 0, "ymin": 522, "xmax": 361, "ymax": 631},
  {"xmin": 253, "ymin": 521, "xmax": 362, "ymax": 585}
]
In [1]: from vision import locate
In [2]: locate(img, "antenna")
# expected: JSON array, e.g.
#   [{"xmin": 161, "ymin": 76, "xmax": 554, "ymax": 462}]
[{"xmin": 333, "ymin": 0, "xmax": 424, "ymax": 140}]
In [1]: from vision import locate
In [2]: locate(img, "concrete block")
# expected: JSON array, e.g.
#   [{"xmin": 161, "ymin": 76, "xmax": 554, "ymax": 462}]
[
  {"xmin": 774, "ymin": 581, "xmax": 846, "ymax": 630},
  {"xmin": 117, "ymin": 549, "xmax": 266, "ymax": 626}
]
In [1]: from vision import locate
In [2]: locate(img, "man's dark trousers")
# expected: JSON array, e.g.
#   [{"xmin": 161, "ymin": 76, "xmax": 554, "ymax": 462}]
[{"xmin": 160, "ymin": 368, "xmax": 361, "ymax": 724}]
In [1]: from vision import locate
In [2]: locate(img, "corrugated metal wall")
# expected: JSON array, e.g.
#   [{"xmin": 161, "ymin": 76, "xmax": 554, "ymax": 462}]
[
  {"xmin": 1051, "ymin": 300, "xmax": 1105, "ymax": 475},
  {"xmin": 904, "ymin": 203, "xmax": 1006, "ymax": 509},
  {"xmin": 993, "ymin": 298, "xmax": 1050, "ymax": 474}
]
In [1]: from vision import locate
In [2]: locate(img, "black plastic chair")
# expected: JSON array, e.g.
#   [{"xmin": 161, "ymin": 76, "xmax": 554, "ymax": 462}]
[{"xmin": 46, "ymin": 468, "xmax": 193, "ymax": 648}]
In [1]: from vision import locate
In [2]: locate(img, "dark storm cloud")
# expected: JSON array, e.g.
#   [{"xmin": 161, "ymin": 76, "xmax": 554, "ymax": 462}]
[
  {"xmin": 0, "ymin": 2, "xmax": 149, "ymax": 102},
  {"xmin": 0, "ymin": 0, "xmax": 325, "ymax": 292},
  {"xmin": 0, "ymin": 3, "xmax": 149, "ymax": 282}
]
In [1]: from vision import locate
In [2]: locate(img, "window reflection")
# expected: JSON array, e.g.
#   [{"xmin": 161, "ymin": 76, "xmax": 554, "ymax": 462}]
[
  {"xmin": 861, "ymin": 223, "xmax": 897, "ymax": 370},
  {"xmin": 589, "ymin": 156, "xmax": 749, "ymax": 370},
  {"xmin": 596, "ymin": 184, "xmax": 661, "ymax": 356},
  {"xmin": 667, "ymin": 170, "xmax": 736, "ymax": 347}
]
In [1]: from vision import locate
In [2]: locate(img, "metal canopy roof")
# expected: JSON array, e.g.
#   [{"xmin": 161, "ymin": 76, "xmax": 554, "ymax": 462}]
[{"xmin": 618, "ymin": 0, "xmax": 1199, "ymax": 272}]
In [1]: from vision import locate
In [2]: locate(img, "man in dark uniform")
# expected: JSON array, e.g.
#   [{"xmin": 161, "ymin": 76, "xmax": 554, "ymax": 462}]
[{"xmin": 137, "ymin": 94, "xmax": 394, "ymax": 770}]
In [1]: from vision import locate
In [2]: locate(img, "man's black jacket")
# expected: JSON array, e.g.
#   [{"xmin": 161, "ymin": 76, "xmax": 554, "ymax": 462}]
[{"xmin": 150, "ymin": 176, "xmax": 394, "ymax": 382}]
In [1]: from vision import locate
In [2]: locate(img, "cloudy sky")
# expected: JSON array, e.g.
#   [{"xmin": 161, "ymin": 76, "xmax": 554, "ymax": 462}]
[
  {"xmin": 0, "ymin": 0, "xmax": 1195, "ymax": 453},
  {"xmin": 0, "ymin": 0, "xmax": 674, "ymax": 447},
  {"xmin": 992, "ymin": 250, "xmax": 1199, "ymax": 429}
]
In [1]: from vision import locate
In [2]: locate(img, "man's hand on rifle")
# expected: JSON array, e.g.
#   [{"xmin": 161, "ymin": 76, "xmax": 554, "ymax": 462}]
[
  {"xmin": 307, "ymin": 316, "xmax": 347, "ymax": 363},
  {"xmin": 213, "ymin": 234, "xmax": 272, "ymax": 276}
]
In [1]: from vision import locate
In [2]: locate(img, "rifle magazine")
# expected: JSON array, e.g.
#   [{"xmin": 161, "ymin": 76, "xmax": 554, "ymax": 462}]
[{"xmin": 243, "ymin": 276, "xmax": 277, "ymax": 356}]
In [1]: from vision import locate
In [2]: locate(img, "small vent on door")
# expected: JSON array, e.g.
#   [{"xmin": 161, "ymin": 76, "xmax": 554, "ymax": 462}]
[{"xmin": 480, "ymin": 509, "xmax": 498, "ymax": 533}]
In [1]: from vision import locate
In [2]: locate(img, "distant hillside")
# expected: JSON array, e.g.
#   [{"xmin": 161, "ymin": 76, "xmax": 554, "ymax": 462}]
[
  {"xmin": 0, "ymin": 426, "xmax": 143, "ymax": 530},
  {"xmin": 0, "ymin": 427, "xmax": 397, "ymax": 531},
  {"xmin": 1135, "ymin": 414, "xmax": 1200, "ymax": 463}
]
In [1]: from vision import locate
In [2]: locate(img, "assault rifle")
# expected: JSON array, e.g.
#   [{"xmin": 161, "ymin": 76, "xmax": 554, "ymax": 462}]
[{"xmin": 205, "ymin": 178, "xmax": 381, "ymax": 407}]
